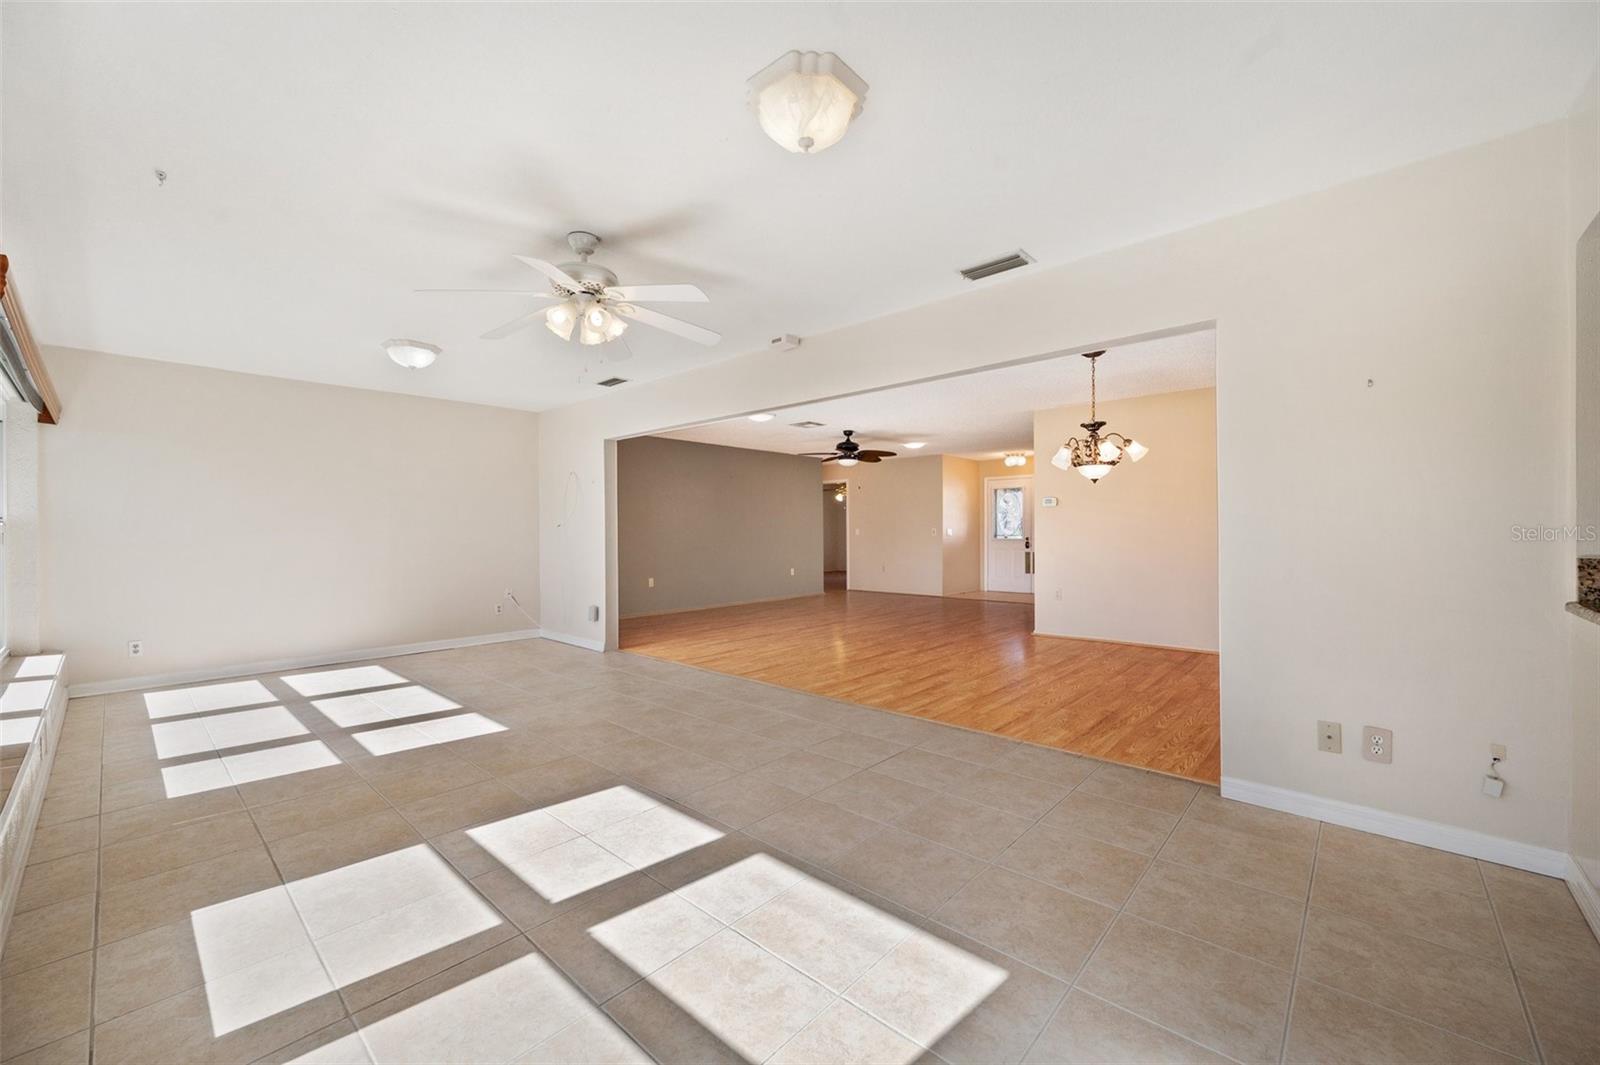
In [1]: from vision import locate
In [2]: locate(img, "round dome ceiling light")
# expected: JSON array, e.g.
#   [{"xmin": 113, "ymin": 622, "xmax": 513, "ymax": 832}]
[
  {"xmin": 747, "ymin": 51, "xmax": 868, "ymax": 154},
  {"xmin": 384, "ymin": 339, "xmax": 441, "ymax": 370}
]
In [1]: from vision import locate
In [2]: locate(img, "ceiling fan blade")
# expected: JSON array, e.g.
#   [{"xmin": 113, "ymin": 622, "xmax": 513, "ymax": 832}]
[
  {"xmin": 513, "ymin": 256, "xmax": 584, "ymax": 292},
  {"xmin": 797, "ymin": 452, "xmax": 841, "ymax": 458},
  {"xmin": 856, "ymin": 454, "xmax": 884, "ymax": 463},
  {"xmin": 615, "ymin": 303, "xmax": 721, "ymax": 346},
  {"xmin": 415, "ymin": 288, "xmax": 556, "ymax": 296},
  {"xmin": 603, "ymin": 284, "xmax": 708, "ymax": 304},
  {"xmin": 480, "ymin": 308, "xmax": 548, "ymax": 340},
  {"xmin": 855, "ymin": 450, "xmax": 898, "ymax": 459}
]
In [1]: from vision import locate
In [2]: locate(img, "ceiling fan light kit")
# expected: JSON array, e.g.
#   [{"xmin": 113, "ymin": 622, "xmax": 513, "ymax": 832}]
[
  {"xmin": 748, "ymin": 50, "xmax": 868, "ymax": 154},
  {"xmin": 430, "ymin": 230, "xmax": 721, "ymax": 350},
  {"xmin": 1049, "ymin": 351, "xmax": 1149, "ymax": 483}
]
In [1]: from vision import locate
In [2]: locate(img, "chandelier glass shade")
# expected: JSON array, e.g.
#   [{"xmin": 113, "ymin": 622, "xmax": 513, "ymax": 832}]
[
  {"xmin": 1049, "ymin": 351, "xmax": 1149, "ymax": 483},
  {"xmin": 546, "ymin": 297, "xmax": 628, "ymax": 346}
]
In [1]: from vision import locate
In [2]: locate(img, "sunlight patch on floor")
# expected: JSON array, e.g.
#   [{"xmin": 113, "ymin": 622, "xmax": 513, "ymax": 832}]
[
  {"xmin": 191, "ymin": 844, "xmax": 505, "ymax": 1037},
  {"xmin": 151, "ymin": 705, "xmax": 310, "ymax": 759},
  {"xmin": 145, "ymin": 679, "xmax": 276, "ymax": 719},
  {"xmin": 349, "ymin": 711, "xmax": 506, "ymax": 756},
  {"xmin": 311, "ymin": 685, "xmax": 461, "ymax": 729},
  {"xmin": 594, "ymin": 848, "xmax": 1008, "ymax": 1061},
  {"xmin": 281, "ymin": 665, "xmax": 408, "ymax": 698}
]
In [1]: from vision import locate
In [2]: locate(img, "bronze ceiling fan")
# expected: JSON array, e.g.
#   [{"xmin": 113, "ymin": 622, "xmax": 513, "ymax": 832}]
[{"xmin": 799, "ymin": 430, "xmax": 897, "ymax": 466}]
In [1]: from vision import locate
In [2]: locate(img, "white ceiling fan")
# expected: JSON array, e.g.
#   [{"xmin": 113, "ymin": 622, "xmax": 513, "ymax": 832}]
[{"xmin": 422, "ymin": 231, "xmax": 720, "ymax": 350}]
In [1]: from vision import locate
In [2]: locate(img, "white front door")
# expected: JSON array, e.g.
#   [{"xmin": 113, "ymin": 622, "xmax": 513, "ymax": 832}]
[{"xmin": 985, "ymin": 476, "xmax": 1033, "ymax": 593}]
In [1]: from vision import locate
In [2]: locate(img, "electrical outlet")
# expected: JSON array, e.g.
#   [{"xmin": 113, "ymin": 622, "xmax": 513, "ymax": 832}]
[
  {"xmin": 1054, "ymin": 588, "xmax": 1063, "ymax": 600},
  {"xmin": 1362, "ymin": 726, "xmax": 1393, "ymax": 764},
  {"xmin": 1490, "ymin": 743, "xmax": 1507, "ymax": 762},
  {"xmin": 1317, "ymin": 721, "xmax": 1342, "ymax": 753},
  {"xmin": 128, "ymin": 640, "xmax": 144, "ymax": 658},
  {"xmin": 494, "ymin": 603, "xmax": 504, "ymax": 615},
  {"xmin": 647, "ymin": 577, "xmax": 655, "ymax": 588}
]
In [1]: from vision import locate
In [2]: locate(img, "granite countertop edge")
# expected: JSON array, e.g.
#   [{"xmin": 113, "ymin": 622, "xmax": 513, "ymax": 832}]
[{"xmin": 1567, "ymin": 600, "xmax": 1600, "ymax": 626}]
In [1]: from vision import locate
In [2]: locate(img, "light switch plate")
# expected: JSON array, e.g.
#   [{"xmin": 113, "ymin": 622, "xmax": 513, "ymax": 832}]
[{"xmin": 1362, "ymin": 726, "xmax": 1393, "ymax": 764}]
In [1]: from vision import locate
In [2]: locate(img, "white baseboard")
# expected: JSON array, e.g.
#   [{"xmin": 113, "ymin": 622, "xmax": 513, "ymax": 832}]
[
  {"xmin": 1221, "ymin": 776, "xmax": 1569, "ymax": 877},
  {"xmin": 538, "ymin": 630, "xmax": 605, "ymax": 652},
  {"xmin": 67, "ymin": 628, "xmax": 544, "ymax": 697},
  {"xmin": 1568, "ymin": 855, "xmax": 1600, "ymax": 941}
]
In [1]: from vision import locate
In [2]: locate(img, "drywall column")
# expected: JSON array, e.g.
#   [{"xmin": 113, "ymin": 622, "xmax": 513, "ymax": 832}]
[{"xmin": 941, "ymin": 457, "xmax": 981, "ymax": 595}]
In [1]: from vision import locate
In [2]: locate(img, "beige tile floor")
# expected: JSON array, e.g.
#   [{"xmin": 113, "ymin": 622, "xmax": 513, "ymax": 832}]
[{"xmin": 1, "ymin": 638, "xmax": 1596, "ymax": 1064}]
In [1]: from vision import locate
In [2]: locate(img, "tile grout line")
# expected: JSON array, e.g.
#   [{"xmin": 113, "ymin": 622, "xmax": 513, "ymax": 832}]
[
  {"xmin": 1277, "ymin": 820, "xmax": 1321, "ymax": 1065},
  {"xmin": 85, "ymin": 696, "xmax": 128, "ymax": 1064},
  {"xmin": 1477, "ymin": 859, "xmax": 1546, "ymax": 1065},
  {"xmin": 1013, "ymin": 782, "xmax": 1240, "ymax": 1064}
]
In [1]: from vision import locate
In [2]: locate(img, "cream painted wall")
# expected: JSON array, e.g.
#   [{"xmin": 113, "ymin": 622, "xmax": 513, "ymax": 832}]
[
  {"xmin": 1565, "ymin": 68, "xmax": 1600, "ymax": 906},
  {"xmin": 844, "ymin": 455, "xmax": 943, "ymax": 596},
  {"xmin": 40, "ymin": 348, "xmax": 541, "ymax": 684},
  {"xmin": 941, "ymin": 457, "xmax": 981, "ymax": 596},
  {"xmin": 545, "ymin": 121, "xmax": 1579, "ymax": 851},
  {"xmin": 1033, "ymin": 388, "xmax": 1218, "ymax": 652},
  {"xmin": 615, "ymin": 436, "xmax": 821, "ymax": 617}
]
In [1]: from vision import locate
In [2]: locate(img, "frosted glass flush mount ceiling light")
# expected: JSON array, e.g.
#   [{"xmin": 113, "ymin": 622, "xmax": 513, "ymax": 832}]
[
  {"xmin": 747, "ymin": 51, "xmax": 868, "ymax": 154},
  {"xmin": 1049, "ymin": 351, "xmax": 1149, "ymax": 483},
  {"xmin": 383, "ymin": 339, "xmax": 440, "ymax": 369}
]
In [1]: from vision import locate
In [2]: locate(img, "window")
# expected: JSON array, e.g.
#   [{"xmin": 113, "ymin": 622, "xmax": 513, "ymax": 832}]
[{"xmin": 993, "ymin": 486, "xmax": 1023, "ymax": 539}]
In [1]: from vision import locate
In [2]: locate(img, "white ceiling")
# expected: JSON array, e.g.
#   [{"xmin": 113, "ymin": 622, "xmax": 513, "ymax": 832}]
[
  {"xmin": 658, "ymin": 328, "xmax": 1215, "ymax": 460},
  {"xmin": 3, "ymin": 4, "xmax": 1594, "ymax": 412}
]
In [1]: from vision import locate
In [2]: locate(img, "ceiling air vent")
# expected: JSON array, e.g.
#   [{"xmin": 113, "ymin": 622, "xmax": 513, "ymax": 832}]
[
  {"xmin": 959, "ymin": 250, "xmax": 1035, "ymax": 281},
  {"xmin": 790, "ymin": 420, "xmax": 825, "ymax": 429},
  {"xmin": 596, "ymin": 377, "xmax": 629, "ymax": 388}
]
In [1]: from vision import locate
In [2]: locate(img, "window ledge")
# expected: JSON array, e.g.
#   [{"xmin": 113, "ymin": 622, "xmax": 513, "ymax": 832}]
[{"xmin": 1567, "ymin": 600, "xmax": 1600, "ymax": 627}]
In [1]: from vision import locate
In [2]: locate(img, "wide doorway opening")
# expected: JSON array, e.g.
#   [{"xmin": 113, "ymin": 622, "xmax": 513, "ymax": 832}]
[{"xmin": 617, "ymin": 328, "xmax": 1219, "ymax": 781}]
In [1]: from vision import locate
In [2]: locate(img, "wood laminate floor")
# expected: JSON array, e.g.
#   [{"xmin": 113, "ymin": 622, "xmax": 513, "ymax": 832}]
[{"xmin": 621, "ymin": 589, "xmax": 1221, "ymax": 783}]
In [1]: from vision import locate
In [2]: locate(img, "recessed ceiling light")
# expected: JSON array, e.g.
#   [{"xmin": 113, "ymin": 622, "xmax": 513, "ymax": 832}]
[
  {"xmin": 903, "ymin": 441, "xmax": 927, "ymax": 449},
  {"xmin": 383, "ymin": 339, "xmax": 440, "ymax": 369},
  {"xmin": 748, "ymin": 413, "xmax": 776, "ymax": 422}
]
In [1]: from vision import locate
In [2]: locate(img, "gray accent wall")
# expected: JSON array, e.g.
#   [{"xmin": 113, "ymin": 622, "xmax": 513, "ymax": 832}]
[{"xmin": 618, "ymin": 436, "xmax": 822, "ymax": 618}]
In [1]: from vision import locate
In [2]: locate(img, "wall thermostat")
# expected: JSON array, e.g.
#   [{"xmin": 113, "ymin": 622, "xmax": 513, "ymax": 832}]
[{"xmin": 1041, "ymin": 496, "xmax": 1059, "ymax": 508}]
